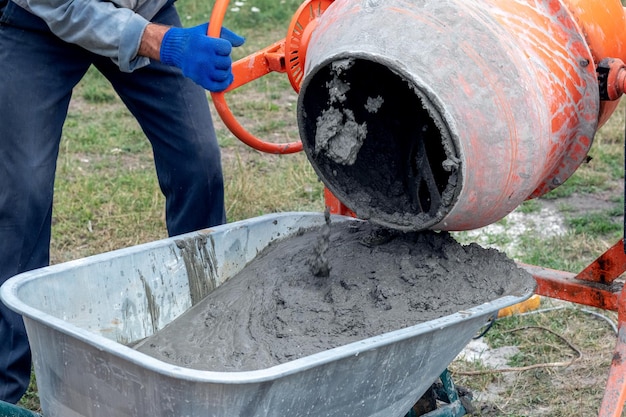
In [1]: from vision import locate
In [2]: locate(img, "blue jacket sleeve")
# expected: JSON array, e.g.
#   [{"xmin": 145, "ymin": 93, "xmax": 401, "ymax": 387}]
[{"xmin": 13, "ymin": 0, "xmax": 160, "ymax": 72}]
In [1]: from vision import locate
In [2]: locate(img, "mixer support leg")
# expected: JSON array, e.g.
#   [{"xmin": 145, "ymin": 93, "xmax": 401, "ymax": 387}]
[
  {"xmin": 598, "ymin": 287, "xmax": 626, "ymax": 417},
  {"xmin": 0, "ymin": 400, "xmax": 41, "ymax": 416}
]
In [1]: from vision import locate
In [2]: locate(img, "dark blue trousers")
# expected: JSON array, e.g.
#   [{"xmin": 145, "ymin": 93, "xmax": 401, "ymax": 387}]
[{"xmin": 0, "ymin": 0, "xmax": 226, "ymax": 403}]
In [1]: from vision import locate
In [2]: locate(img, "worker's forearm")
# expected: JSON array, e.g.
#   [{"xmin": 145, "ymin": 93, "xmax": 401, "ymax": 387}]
[{"xmin": 138, "ymin": 23, "xmax": 170, "ymax": 60}]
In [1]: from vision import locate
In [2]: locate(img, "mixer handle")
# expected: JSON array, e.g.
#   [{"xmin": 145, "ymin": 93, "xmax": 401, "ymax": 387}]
[{"xmin": 208, "ymin": 0, "xmax": 303, "ymax": 154}]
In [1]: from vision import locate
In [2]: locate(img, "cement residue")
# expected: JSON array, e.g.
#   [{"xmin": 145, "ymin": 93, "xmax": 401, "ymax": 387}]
[
  {"xmin": 175, "ymin": 234, "xmax": 218, "ymax": 305},
  {"xmin": 314, "ymin": 59, "xmax": 367, "ymax": 166},
  {"xmin": 306, "ymin": 208, "xmax": 332, "ymax": 277},
  {"xmin": 314, "ymin": 107, "xmax": 367, "ymax": 165},
  {"xmin": 365, "ymin": 95, "xmax": 384, "ymax": 113},
  {"xmin": 135, "ymin": 220, "xmax": 535, "ymax": 372}
]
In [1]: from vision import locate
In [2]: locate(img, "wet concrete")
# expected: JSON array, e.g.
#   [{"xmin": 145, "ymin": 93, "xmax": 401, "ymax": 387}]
[
  {"xmin": 135, "ymin": 220, "xmax": 535, "ymax": 372},
  {"xmin": 175, "ymin": 234, "xmax": 218, "ymax": 305}
]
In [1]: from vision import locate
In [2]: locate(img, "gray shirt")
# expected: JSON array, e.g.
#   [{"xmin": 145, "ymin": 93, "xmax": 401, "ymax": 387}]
[{"xmin": 12, "ymin": 0, "xmax": 170, "ymax": 72}]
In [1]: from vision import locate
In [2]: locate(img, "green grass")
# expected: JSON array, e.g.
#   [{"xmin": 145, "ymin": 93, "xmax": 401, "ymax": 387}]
[
  {"xmin": 453, "ymin": 305, "xmax": 618, "ymax": 417},
  {"xmin": 567, "ymin": 211, "xmax": 622, "ymax": 236},
  {"xmin": 180, "ymin": 0, "xmax": 305, "ymax": 31}
]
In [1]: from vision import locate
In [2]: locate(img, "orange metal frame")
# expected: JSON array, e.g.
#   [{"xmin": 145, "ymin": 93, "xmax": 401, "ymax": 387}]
[
  {"xmin": 207, "ymin": 0, "xmax": 333, "ymax": 154},
  {"xmin": 208, "ymin": 1, "xmax": 303, "ymax": 154},
  {"xmin": 526, "ymin": 242, "xmax": 626, "ymax": 417}
]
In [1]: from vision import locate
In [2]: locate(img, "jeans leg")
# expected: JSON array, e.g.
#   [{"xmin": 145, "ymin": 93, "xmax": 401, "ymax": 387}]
[
  {"xmin": 0, "ymin": 5, "xmax": 91, "ymax": 402},
  {"xmin": 94, "ymin": 5, "xmax": 227, "ymax": 236}
]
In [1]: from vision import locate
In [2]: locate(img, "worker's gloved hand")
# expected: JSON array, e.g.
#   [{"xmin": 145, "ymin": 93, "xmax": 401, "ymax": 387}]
[{"xmin": 160, "ymin": 23, "xmax": 245, "ymax": 92}]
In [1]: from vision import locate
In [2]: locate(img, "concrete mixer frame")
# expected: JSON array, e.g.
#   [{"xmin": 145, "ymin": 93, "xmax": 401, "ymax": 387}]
[{"xmin": 525, "ymin": 246, "xmax": 626, "ymax": 417}]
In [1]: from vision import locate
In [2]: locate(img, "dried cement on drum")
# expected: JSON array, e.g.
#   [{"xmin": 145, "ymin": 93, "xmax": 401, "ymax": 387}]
[{"xmin": 135, "ymin": 220, "xmax": 535, "ymax": 372}]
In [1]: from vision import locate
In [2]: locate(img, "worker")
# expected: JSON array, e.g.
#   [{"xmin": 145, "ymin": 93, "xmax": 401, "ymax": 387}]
[{"xmin": 0, "ymin": 0, "xmax": 244, "ymax": 404}]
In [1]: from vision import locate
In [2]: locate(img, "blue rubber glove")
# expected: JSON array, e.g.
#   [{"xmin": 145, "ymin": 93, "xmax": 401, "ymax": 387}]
[{"xmin": 160, "ymin": 23, "xmax": 245, "ymax": 92}]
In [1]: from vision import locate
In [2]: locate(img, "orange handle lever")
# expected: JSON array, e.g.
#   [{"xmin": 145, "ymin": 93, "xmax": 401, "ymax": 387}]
[{"xmin": 208, "ymin": 0, "xmax": 303, "ymax": 154}]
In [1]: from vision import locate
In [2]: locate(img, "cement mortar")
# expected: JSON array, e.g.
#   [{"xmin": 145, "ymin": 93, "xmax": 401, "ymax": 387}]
[{"xmin": 135, "ymin": 220, "xmax": 534, "ymax": 372}]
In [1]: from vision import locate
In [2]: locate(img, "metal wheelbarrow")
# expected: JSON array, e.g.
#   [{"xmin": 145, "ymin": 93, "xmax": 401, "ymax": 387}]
[{"xmin": 0, "ymin": 212, "xmax": 535, "ymax": 417}]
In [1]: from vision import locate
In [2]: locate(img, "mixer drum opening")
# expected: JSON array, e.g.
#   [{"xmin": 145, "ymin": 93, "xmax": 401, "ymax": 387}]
[{"xmin": 298, "ymin": 58, "xmax": 461, "ymax": 231}]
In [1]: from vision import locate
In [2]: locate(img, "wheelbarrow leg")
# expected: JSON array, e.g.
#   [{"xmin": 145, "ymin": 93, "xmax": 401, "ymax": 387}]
[
  {"xmin": 406, "ymin": 369, "xmax": 470, "ymax": 417},
  {"xmin": 0, "ymin": 400, "xmax": 41, "ymax": 417}
]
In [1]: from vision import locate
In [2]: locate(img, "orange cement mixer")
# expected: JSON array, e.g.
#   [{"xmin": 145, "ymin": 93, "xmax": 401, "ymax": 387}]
[{"xmin": 209, "ymin": 0, "xmax": 626, "ymax": 232}]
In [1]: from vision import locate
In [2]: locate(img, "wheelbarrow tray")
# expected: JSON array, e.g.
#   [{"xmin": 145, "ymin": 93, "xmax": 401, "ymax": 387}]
[{"xmin": 1, "ymin": 212, "xmax": 535, "ymax": 417}]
